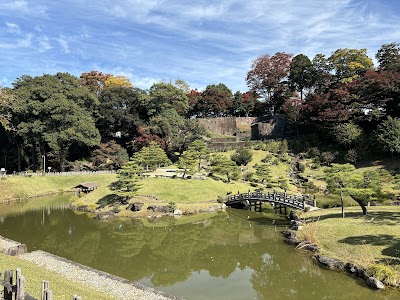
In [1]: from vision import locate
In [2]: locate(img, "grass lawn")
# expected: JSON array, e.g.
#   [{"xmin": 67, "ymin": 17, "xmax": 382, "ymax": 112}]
[
  {"xmin": 138, "ymin": 177, "xmax": 252, "ymax": 203},
  {"xmin": 0, "ymin": 174, "xmax": 117, "ymax": 201},
  {"xmin": 303, "ymin": 206, "xmax": 400, "ymax": 270},
  {"xmin": 0, "ymin": 253, "xmax": 116, "ymax": 300}
]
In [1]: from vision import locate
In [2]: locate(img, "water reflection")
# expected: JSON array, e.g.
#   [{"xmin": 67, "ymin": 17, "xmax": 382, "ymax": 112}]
[{"xmin": 0, "ymin": 202, "xmax": 398, "ymax": 300}]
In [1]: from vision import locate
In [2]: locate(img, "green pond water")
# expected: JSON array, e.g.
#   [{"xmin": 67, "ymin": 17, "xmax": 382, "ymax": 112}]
[{"xmin": 0, "ymin": 195, "xmax": 399, "ymax": 300}]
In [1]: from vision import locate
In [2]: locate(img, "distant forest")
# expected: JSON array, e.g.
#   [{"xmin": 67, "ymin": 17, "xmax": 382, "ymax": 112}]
[{"xmin": 0, "ymin": 43, "xmax": 400, "ymax": 172}]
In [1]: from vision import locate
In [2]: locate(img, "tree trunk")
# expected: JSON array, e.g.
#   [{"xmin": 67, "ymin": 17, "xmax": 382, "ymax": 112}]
[
  {"xmin": 59, "ymin": 148, "xmax": 68, "ymax": 172},
  {"xmin": 17, "ymin": 141, "xmax": 22, "ymax": 172},
  {"xmin": 31, "ymin": 142, "xmax": 37, "ymax": 172},
  {"xmin": 349, "ymin": 194, "xmax": 368, "ymax": 215},
  {"xmin": 340, "ymin": 190, "xmax": 345, "ymax": 218}
]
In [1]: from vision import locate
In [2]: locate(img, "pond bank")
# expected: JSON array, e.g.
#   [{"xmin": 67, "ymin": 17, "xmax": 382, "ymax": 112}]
[
  {"xmin": 283, "ymin": 207, "xmax": 400, "ymax": 291},
  {"xmin": 0, "ymin": 236, "xmax": 181, "ymax": 300}
]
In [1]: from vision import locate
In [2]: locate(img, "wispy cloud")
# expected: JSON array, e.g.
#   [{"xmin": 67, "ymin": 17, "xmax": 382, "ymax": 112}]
[
  {"xmin": 0, "ymin": 0, "xmax": 47, "ymax": 17},
  {"xmin": 38, "ymin": 35, "xmax": 52, "ymax": 52},
  {"xmin": 5, "ymin": 22, "xmax": 22, "ymax": 35},
  {"xmin": 56, "ymin": 35, "xmax": 70, "ymax": 53},
  {"xmin": 1, "ymin": 0, "xmax": 400, "ymax": 91}
]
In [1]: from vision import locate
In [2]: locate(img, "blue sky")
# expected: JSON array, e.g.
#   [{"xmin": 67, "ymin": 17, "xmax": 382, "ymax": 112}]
[{"xmin": 1, "ymin": 0, "xmax": 400, "ymax": 92}]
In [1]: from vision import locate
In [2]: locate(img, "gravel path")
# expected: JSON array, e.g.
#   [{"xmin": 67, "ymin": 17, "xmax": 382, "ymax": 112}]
[
  {"xmin": 0, "ymin": 235, "xmax": 21, "ymax": 250},
  {"xmin": 20, "ymin": 250, "xmax": 182, "ymax": 300}
]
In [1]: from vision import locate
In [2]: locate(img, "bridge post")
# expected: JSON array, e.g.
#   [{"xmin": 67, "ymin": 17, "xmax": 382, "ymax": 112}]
[
  {"xmin": 284, "ymin": 205, "xmax": 287, "ymax": 215},
  {"xmin": 273, "ymin": 191, "xmax": 277, "ymax": 214},
  {"xmin": 313, "ymin": 195, "xmax": 316, "ymax": 207}
]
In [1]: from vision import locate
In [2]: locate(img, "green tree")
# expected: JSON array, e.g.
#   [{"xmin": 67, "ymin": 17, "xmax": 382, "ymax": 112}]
[
  {"xmin": 42, "ymin": 93, "xmax": 100, "ymax": 171},
  {"xmin": 289, "ymin": 54, "xmax": 314, "ymax": 100},
  {"xmin": 325, "ymin": 163, "xmax": 382, "ymax": 215},
  {"xmin": 375, "ymin": 117, "xmax": 400, "ymax": 155},
  {"xmin": 111, "ymin": 158, "xmax": 143, "ymax": 199},
  {"xmin": 254, "ymin": 164, "xmax": 272, "ymax": 183},
  {"xmin": 12, "ymin": 73, "xmax": 100, "ymax": 171},
  {"xmin": 311, "ymin": 53, "xmax": 333, "ymax": 92},
  {"xmin": 187, "ymin": 140, "xmax": 210, "ymax": 172},
  {"xmin": 333, "ymin": 123, "xmax": 363, "ymax": 148},
  {"xmin": 0, "ymin": 87, "xmax": 13, "ymax": 130},
  {"xmin": 138, "ymin": 142, "xmax": 171, "ymax": 171},
  {"xmin": 177, "ymin": 149, "xmax": 197, "ymax": 178},
  {"xmin": 97, "ymin": 86, "xmax": 144, "ymax": 144},
  {"xmin": 376, "ymin": 42, "xmax": 400, "ymax": 72},
  {"xmin": 210, "ymin": 154, "xmax": 240, "ymax": 183},
  {"xmin": 231, "ymin": 148, "xmax": 253, "ymax": 166},
  {"xmin": 146, "ymin": 82, "xmax": 189, "ymax": 117},
  {"xmin": 328, "ymin": 48, "xmax": 374, "ymax": 83}
]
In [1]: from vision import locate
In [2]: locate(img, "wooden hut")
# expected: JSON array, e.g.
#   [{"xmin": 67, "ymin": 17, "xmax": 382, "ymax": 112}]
[{"xmin": 72, "ymin": 182, "xmax": 98, "ymax": 194}]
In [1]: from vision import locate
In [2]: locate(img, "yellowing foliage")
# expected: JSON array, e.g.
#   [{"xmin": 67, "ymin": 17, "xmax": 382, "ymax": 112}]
[{"xmin": 104, "ymin": 75, "xmax": 133, "ymax": 88}]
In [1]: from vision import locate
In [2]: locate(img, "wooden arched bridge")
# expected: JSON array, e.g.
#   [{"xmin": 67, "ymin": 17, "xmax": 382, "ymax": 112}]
[{"xmin": 225, "ymin": 190, "xmax": 317, "ymax": 213}]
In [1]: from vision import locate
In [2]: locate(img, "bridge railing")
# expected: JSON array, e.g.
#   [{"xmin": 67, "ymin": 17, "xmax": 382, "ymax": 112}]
[{"xmin": 225, "ymin": 190, "xmax": 317, "ymax": 210}]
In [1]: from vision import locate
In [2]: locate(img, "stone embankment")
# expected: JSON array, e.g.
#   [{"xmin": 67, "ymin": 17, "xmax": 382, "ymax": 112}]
[
  {"xmin": 0, "ymin": 236, "xmax": 182, "ymax": 300},
  {"xmin": 282, "ymin": 211, "xmax": 391, "ymax": 291}
]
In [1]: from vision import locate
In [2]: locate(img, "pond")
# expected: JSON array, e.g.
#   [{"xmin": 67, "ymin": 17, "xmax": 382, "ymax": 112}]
[{"xmin": 0, "ymin": 195, "xmax": 398, "ymax": 300}]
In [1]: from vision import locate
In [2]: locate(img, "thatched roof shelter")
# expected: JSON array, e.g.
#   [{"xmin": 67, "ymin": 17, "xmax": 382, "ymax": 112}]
[{"xmin": 72, "ymin": 182, "xmax": 98, "ymax": 193}]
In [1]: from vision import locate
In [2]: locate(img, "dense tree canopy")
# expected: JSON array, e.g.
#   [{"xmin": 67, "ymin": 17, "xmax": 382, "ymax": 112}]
[{"xmin": 2, "ymin": 42, "xmax": 400, "ymax": 172}]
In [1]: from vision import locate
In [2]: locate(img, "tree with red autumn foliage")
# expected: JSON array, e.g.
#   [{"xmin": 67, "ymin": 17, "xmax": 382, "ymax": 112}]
[
  {"xmin": 246, "ymin": 52, "xmax": 293, "ymax": 115},
  {"xmin": 80, "ymin": 70, "xmax": 111, "ymax": 96}
]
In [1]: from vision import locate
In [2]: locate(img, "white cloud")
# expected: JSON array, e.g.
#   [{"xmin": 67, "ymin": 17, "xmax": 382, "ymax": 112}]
[
  {"xmin": 0, "ymin": 0, "xmax": 47, "ymax": 17},
  {"xmin": 56, "ymin": 35, "xmax": 70, "ymax": 53},
  {"xmin": 38, "ymin": 35, "xmax": 52, "ymax": 52},
  {"xmin": 0, "ymin": 34, "xmax": 32, "ymax": 49},
  {"xmin": 5, "ymin": 22, "xmax": 22, "ymax": 35}
]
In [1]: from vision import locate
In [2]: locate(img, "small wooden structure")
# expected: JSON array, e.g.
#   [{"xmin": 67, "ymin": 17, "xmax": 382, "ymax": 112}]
[
  {"xmin": 1, "ymin": 268, "xmax": 82, "ymax": 300},
  {"xmin": 72, "ymin": 182, "xmax": 98, "ymax": 194}
]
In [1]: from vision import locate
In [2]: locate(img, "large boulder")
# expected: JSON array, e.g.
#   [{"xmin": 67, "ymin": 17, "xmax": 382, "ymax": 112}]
[
  {"xmin": 95, "ymin": 211, "xmax": 116, "ymax": 220},
  {"xmin": 147, "ymin": 205, "xmax": 172, "ymax": 213},
  {"xmin": 297, "ymin": 242, "xmax": 318, "ymax": 252},
  {"xmin": 126, "ymin": 202, "xmax": 144, "ymax": 212},
  {"xmin": 173, "ymin": 209, "xmax": 183, "ymax": 215},
  {"xmin": 345, "ymin": 263, "xmax": 368, "ymax": 279},
  {"xmin": 289, "ymin": 210, "xmax": 300, "ymax": 221},
  {"xmin": 317, "ymin": 256, "xmax": 345, "ymax": 269},
  {"xmin": 366, "ymin": 277, "xmax": 385, "ymax": 290}
]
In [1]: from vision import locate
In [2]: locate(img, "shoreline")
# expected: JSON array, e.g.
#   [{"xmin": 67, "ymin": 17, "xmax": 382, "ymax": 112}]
[
  {"xmin": 0, "ymin": 235, "xmax": 182, "ymax": 300},
  {"xmin": 282, "ymin": 215, "xmax": 400, "ymax": 291}
]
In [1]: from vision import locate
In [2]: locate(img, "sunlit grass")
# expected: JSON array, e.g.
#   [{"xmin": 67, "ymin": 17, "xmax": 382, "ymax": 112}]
[
  {"xmin": 304, "ymin": 206, "xmax": 400, "ymax": 268},
  {"xmin": 0, "ymin": 174, "xmax": 117, "ymax": 201}
]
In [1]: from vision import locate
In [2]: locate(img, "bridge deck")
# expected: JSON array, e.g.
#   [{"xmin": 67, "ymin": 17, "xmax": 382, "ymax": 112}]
[{"xmin": 225, "ymin": 190, "xmax": 316, "ymax": 211}]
